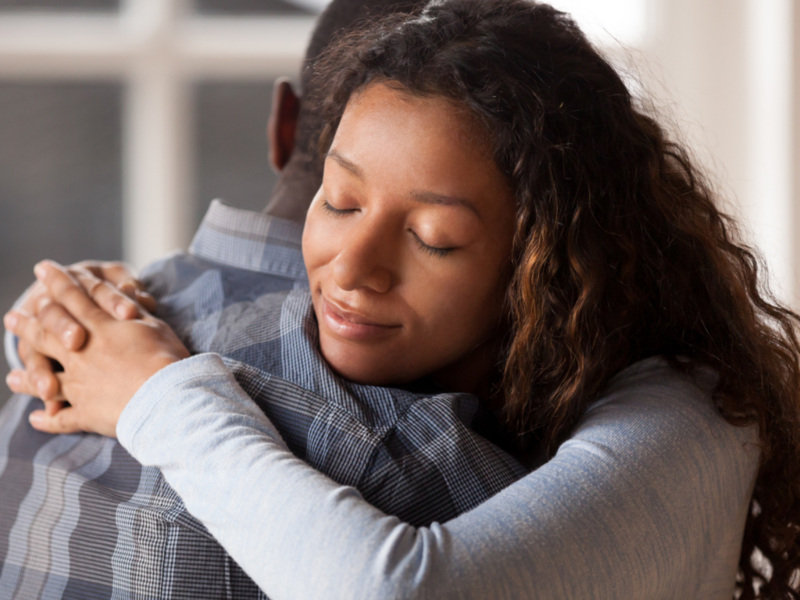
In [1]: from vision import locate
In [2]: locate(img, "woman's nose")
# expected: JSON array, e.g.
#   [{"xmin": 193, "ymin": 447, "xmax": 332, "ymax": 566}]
[{"xmin": 332, "ymin": 218, "xmax": 394, "ymax": 294}]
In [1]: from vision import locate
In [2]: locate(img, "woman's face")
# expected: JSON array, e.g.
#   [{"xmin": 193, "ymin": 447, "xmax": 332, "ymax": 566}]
[{"xmin": 303, "ymin": 82, "xmax": 516, "ymax": 391}]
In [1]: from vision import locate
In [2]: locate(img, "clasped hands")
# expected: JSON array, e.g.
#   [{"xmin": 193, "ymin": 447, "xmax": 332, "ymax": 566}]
[{"xmin": 4, "ymin": 261, "xmax": 190, "ymax": 438}]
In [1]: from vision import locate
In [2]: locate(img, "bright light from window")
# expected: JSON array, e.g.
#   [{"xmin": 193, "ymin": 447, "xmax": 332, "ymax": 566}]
[
  {"xmin": 298, "ymin": 0, "xmax": 650, "ymax": 45},
  {"xmin": 545, "ymin": 0, "xmax": 648, "ymax": 46}
]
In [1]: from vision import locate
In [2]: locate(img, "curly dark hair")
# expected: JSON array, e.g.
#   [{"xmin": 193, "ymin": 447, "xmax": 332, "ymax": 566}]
[{"xmin": 312, "ymin": 0, "xmax": 800, "ymax": 596}]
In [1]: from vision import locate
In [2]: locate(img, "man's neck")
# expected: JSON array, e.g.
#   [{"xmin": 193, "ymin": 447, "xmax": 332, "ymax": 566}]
[{"xmin": 263, "ymin": 155, "xmax": 322, "ymax": 225}]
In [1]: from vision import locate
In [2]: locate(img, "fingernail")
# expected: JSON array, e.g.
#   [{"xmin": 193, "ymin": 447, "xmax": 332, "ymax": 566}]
[
  {"xmin": 63, "ymin": 326, "xmax": 75, "ymax": 345},
  {"xmin": 6, "ymin": 372, "xmax": 21, "ymax": 388},
  {"xmin": 37, "ymin": 378, "xmax": 48, "ymax": 395},
  {"xmin": 116, "ymin": 302, "xmax": 131, "ymax": 318},
  {"xmin": 34, "ymin": 262, "xmax": 47, "ymax": 279},
  {"xmin": 29, "ymin": 411, "xmax": 44, "ymax": 426},
  {"xmin": 4, "ymin": 312, "xmax": 18, "ymax": 330}
]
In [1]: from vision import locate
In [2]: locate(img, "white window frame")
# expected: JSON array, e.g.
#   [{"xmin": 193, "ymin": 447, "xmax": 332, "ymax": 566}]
[
  {"xmin": 0, "ymin": 0, "xmax": 796, "ymax": 309},
  {"xmin": 0, "ymin": 0, "xmax": 315, "ymax": 269}
]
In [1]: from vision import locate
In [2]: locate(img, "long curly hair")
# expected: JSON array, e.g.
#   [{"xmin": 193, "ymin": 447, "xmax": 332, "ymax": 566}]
[{"xmin": 311, "ymin": 0, "xmax": 800, "ymax": 596}]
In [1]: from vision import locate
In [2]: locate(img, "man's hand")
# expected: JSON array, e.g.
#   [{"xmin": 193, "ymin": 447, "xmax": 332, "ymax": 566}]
[
  {"xmin": 7, "ymin": 261, "xmax": 155, "ymax": 414},
  {"xmin": 4, "ymin": 261, "xmax": 188, "ymax": 438}
]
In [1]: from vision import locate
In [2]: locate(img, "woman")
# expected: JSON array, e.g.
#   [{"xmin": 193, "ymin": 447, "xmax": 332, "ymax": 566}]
[{"xmin": 6, "ymin": 0, "xmax": 800, "ymax": 597}]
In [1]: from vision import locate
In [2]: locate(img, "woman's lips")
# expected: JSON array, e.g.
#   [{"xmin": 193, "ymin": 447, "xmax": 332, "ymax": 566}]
[{"xmin": 321, "ymin": 297, "xmax": 401, "ymax": 342}]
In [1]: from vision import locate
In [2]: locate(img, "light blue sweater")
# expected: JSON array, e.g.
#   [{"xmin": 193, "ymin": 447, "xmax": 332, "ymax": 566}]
[{"xmin": 117, "ymin": 353, "xmax": 759, "ymax": 599}]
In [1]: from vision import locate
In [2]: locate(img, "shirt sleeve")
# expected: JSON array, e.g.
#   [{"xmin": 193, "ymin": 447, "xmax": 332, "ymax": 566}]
[{"xmin": 117, "ymin": 353, "xmax": 760, "ymax": 600}]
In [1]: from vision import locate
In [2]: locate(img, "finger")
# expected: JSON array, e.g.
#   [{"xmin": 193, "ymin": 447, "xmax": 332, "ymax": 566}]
[
  {"xmin": 44, "ymin": 399, "xmax": 68, "ymax": 416},
  {"xmin": 5, "ymin": 368, "xmax": 64, "ymax": 401},
  {"xmin": 33, "ymin": 261, "xmax": 111, "ymax": 328},
  {"xmin": 4, "ymin": 310, "xmax": 68, "ymax": 365},
  {"xmin": 19, "ymin": 281, "xmax": 48, "ymax": 318},
  {"xmin": 135, "ymin": 289, "xmax": 157, "ymax": 314},
  {"xmin": 73, "ymin": 261, "xmax": 153, "ymax": 316},
  {"xmin": 6, "ymin": 369, "xmax": 35, "ymax": 396},
  {"xmin": 97, "ymin": 262, "xmax": 140, "ymax": 289},
  {"xmin": 35, "ymin": 296, "xmax": 87, "ymax": 351},
  {"xmin": 17, "ymin": 341, "xmax": 63, "ymax": 399},
  {"xmin": 115, "ymin": 277, "xmax": 155, "ymax": 315},
  {"xmin": 79, "ymin": 262, "xmax": 147, "ymax": 297},
  {"xmin": 69, "ymin": 268, "xmax": 141, "ymax": 320},
  {"xmin": 28, "ymin": 407, "xmax": 82, "ymax": 435},
  {"xmin": 117, "ymin": 280, "xmax": 137, "ymax": 300}
]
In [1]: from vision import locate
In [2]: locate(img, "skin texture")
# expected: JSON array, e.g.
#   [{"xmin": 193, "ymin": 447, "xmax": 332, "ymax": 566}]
[
  {"xmin": 4, "ymin": 262, "xmax": 189, "ymax": 437},
  {"xmin": 7, "ymin": 262, "xmax": 154, "ymax": 409},
  {"xmin": 304, "ymin": 83, "xmax": 517, "ymax": 393},
  {"xmin": 5, "ymin": 82, "xmax": 517, "ymax": 434}
]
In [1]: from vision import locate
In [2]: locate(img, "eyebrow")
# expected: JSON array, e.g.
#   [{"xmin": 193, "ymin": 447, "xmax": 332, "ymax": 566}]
[
  {"xmin": 326, "ymin": 149, "xmax": 481, "ymax": 218},
  {"xmin": 410, "ymin": 191, "xmax": 481, "ymax": 218},
  {"xmin": 326, "ymin": 149, "xmax": 364, "ymax": 180}
]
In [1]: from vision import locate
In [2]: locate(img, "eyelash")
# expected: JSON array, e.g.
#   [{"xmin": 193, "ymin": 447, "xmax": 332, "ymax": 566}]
[
  {"xmin": 321, "ymin": 200, "xmax": 355, "ymax": 218},
  {"xmin": 322, "ymin": 200, "xmax": 454, "ymax": 258},
  {"xmin": 411, "ymin": 232, "xmax": 455, "ymax": 258}
]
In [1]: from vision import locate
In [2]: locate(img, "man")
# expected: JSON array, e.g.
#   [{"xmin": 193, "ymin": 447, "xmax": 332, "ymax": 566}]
[{"xmin": 0, "ymin": 0, "xmax": 526, "ymax": 598}]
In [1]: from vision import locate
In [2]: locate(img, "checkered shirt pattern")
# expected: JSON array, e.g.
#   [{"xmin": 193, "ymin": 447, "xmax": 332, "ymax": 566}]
[{"xmin": 0, "ymin": 200, "xmax": 527, "ymax": 599}]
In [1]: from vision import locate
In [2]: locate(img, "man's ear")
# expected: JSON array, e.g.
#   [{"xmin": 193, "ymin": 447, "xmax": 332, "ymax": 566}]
[{"xmin": 268, "ymin": 78, "xmax": 301, "ymax": 172}]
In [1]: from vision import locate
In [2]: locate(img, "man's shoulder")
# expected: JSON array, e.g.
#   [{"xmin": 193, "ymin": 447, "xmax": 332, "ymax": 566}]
[{"xmin": 0, "ymin": 394, "xmax": 264, "ymax": 599}]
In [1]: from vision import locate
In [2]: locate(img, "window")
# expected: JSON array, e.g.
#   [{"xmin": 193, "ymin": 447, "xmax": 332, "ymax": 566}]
[
  {"xmin": 0, "ymin": 0, "xmax": 316, "ymax": 314},
  {"xmin": 0, "ymin": 0, "xmax": 796, "ymax": 319}
]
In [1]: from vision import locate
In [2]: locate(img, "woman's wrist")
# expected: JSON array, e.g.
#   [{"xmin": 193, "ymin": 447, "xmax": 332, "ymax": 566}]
[{"xmin": 117, "ymin": 353, "xmax": 219, "ymax": 449}]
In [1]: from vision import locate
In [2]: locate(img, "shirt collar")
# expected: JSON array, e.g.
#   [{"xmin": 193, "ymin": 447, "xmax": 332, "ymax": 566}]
[{"xmin": 189, "ymin": 200, "xmax": 307, "ymax": 282}]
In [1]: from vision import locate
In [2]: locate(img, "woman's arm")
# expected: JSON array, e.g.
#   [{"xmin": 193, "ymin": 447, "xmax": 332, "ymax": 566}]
[
  {"xmin": 118, "ymin": 352, "xmax": 759, "ymax": 600},
  {"xmin": 6, "ymin": 262, "xmax": 759, "ymax": 599}
]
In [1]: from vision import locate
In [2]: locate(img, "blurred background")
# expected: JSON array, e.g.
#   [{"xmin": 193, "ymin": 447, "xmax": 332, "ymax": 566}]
[{"xmin": 0, "ymin": 0, "xmax": 798, "ymax": 336}]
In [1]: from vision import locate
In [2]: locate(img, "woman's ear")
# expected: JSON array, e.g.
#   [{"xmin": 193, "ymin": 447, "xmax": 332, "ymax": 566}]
[{"xmin": 268, "ymin": 78, "xmax": 301, "ymax": 172}]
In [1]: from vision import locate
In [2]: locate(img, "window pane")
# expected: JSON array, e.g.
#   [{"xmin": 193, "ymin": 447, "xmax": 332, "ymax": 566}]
[
  {"xmin": 0, "ymin": 81, "xmax": 123, "ymax": 325},
  {"xmin": 194, "ymin": 0, "xmax": 314, "ymax": 16},
  {"xmin": 0, "ymin": 0, "xmax": 119, "ymax": 11},
  {"xmin": 193, "ymin": 81, "xmax": 280, "ymax": 229}
]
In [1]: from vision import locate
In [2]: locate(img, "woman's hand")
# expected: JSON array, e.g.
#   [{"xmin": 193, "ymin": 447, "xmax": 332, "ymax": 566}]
[
  {"xmin": 4, "ymin": 261, "xmax": 189, "ymax": 437},
  {"xmin": 10, "ymin": 260, "xmax": 156, "ymax": 418}
]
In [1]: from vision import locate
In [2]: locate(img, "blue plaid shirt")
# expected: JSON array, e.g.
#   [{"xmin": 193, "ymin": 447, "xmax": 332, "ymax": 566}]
[{"xmin": 0, "ymin": 200, "xmax": 526, "ymax": 599}]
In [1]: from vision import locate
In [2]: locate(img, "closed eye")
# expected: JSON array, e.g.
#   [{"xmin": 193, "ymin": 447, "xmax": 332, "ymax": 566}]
[
  {"xmin": 410, "ymin": 231, "xmax": 455, "ymax": 258},
  {"xmin": 322, "ymin": 200, "xmax": 358, "ymax": 217}
]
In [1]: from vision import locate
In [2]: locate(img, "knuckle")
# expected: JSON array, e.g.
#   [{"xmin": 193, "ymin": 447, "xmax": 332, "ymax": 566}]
[
  {"xmin": 29, "ymin": 353, "xmax": 51, "ymax": 371},
  {"xmin": 87, "ymin": 279, "xmax": 106, "ymax": 299},
  {"xmin": 38, "ymin": 302, "xmax": 60, "ymax": 326},
  {"xmin": 22, "ymin": 284, "xmax": 46, "ymax": 310},
  {"xmin": 35, "ymin": 294, "xmax": 52, "ymax": 314},
  {"xmin": 104, "ymin": 262, "xmax": 131, "ymax": 282},
  {"xmin": 57, "ymin": 314, "xmax": 77, "ymax": 335},
  {"xmin": 58, "ymin": 285, "xmax": 83, "ymax": 305},
  {"xmin": 107, "ymin": 261, "xmax": 127, "ymax": 271},
  {"xmin": 33, "ymin": 324, "xmax": 46, "ymax": 347}
]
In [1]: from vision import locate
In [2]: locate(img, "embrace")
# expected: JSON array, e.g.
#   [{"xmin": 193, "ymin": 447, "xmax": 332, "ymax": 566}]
[{"xmin": 3, "ymin": 0, "xmax": 800, "ymax": 598}]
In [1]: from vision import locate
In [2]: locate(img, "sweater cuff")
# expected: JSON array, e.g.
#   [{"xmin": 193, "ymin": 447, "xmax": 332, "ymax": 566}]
[{"xmin": 117, "ymin": 353, "xmax": 233, "ymax": 452}]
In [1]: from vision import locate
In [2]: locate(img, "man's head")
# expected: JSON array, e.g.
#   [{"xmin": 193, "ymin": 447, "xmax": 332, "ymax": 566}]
[{"xmin": 265, "ymin": 0, "xmax": 425, "ymax": 223}]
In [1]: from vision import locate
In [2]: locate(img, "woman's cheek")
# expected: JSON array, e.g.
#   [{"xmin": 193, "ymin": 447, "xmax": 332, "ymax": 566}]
[{"xmin": 303, "ymin": 213, "xmax": 349, "ymax": 272}]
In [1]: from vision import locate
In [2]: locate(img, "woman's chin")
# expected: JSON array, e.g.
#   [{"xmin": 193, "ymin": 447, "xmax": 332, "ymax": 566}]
[{"xmin": 319, "ymin": 340, "xmax": 418, "ymax": 387}]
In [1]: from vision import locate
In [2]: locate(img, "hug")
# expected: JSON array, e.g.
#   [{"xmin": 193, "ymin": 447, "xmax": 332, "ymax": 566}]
[{"xmin": 3, "ymin": 0, "xmax": 800, "ymax": 598}]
